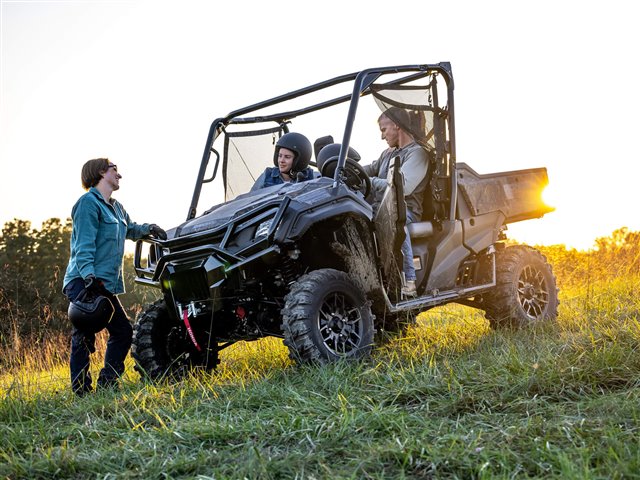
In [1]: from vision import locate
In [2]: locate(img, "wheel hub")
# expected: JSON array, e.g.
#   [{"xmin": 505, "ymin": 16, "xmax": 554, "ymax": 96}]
[
  {"xmin": 318, "ymin": 293, "xmax": 362, "ymax": 355},
  {"xmin": 522, "ymin": 283, "xmax": 536, "ymax": 299},
  {"xmin": 329, "ymin": 315, "xmax": 351, "ymax": 335},
  {"xmin": 517, "ymin": 265, "xmax": 549, "ymax": 318}
]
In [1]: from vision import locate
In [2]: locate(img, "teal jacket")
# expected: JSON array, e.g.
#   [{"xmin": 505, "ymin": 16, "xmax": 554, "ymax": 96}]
[{"xmin": 63, "ymin": 187, "xmax": 151, "ymax": 295}]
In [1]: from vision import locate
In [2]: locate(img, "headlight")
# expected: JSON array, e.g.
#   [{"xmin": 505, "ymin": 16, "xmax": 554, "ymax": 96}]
[
  {"xmin": 234, "ymin": 207, "xmax": 279, "ymax": 241},
  {"xmin": 255, "ymin": 219, "xmax": 273, "ymax": 238}
]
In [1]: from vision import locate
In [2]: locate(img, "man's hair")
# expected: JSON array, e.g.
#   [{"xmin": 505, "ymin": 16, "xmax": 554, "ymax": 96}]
[
  {"xmin": 81, "ymin": 158, "xmax": 110, "ymax": 190},
  {"xmin": 379, "ymin": 107, "xmax": 425, "ymax": 141},
  {"xmin": 380, "ymin": 107, "xmax": 412, "ymax": 131}
]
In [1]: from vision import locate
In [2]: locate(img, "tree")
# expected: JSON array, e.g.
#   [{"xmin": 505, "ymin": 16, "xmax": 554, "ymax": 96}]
[
  {"xmin": 0, "ymin": 218, "xmax": 72, "ymax": 344},
  {"xmin": 594, "ymin": 227, "xmax": 640, "ymax": 276},
  {"xmin": 0, "ymin": 217, "xmax": 156, "ymax": 351}
]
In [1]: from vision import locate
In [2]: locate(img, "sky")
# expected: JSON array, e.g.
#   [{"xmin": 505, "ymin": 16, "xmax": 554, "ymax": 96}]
[{"xmin": 1, "ymin": 0, "xmax": 639, "ymax": 251}]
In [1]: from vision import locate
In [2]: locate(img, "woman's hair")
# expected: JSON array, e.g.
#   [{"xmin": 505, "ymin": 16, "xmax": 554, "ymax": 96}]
[{"xmin": 81, "ymin": 158, "xmax": 110, "ymax": 190}]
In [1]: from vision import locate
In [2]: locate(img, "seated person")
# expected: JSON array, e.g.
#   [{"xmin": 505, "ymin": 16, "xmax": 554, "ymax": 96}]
[
  {"xmin": 364, "ymin": 107, "xmax": 430, "ymax": 296},
  {"xmin": 251, "ymin": 132, "xmax": 315, "ymax": 191}
]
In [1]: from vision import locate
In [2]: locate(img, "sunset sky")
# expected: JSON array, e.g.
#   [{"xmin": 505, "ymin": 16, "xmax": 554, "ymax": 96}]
[{"xmin": 1, "ymin": 0, "xmax": 638, "ymax": 250}]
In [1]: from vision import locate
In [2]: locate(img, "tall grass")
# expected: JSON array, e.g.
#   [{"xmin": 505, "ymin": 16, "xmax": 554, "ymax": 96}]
[{"xmin": 1, "ymin": 237, "xmax": 639, "ymax": 478}]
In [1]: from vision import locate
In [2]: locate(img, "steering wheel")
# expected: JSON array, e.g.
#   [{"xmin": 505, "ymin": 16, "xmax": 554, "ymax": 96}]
[{"xmin": 340, "ymin": 160, "xmax": 372, "ymax": 198}]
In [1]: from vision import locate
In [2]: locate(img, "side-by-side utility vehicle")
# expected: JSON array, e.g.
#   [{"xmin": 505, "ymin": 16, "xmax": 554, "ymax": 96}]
[{"xmin": 132, "ymin": 62, "xmax": 558, "ymax": 378}]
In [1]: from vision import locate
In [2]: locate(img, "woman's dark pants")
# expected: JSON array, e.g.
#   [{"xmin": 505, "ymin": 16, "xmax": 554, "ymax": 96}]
[{"xmin": 64, "ymin": 278, "xmax": 133, "ymax": 396}]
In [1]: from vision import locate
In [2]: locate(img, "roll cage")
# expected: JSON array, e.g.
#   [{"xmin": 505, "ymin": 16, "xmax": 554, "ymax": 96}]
[{"xmin": 186, "ymin": 62, "xmax": 457, "ymax": 223}]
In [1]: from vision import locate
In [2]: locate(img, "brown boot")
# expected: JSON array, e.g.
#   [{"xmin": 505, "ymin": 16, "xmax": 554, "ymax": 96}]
[{"xmin": 402, "ymin": 280, "xmax": 417, "ymax": 297}]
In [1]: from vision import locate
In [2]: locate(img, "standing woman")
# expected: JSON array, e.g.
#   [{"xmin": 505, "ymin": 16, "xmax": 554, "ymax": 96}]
[{"xmin": 62, "ymin": 158, "xmax": 166, "ymax": 396}]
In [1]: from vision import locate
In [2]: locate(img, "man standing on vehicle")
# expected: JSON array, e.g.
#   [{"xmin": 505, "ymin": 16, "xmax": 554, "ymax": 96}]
[
  {"xmin": 63, "ymin": 158, "xmax": 166, "ymax": 396},
  {"xmin": 364, "ymin": 107, "xmax": 430, "ymax": 296}
]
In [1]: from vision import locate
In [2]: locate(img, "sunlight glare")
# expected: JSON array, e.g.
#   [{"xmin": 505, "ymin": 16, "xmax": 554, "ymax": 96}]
[{"xmin": 541, "ymin": 183, "xmax": 559, "ymax": 210}]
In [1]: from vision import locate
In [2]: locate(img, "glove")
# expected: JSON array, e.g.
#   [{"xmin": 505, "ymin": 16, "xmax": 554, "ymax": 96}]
[
  {"xmin": 149, "ymin": 224, "xmax": 167, "ymax": 240},
  {"xmin": 84, "ymin": 274, "xmax": 102, "ymax": 293}
]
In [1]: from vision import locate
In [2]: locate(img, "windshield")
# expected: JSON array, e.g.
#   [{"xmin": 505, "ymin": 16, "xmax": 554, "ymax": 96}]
[{"xmin": 222, "ymin": 126, "xmax": 286, "ymax": 200}]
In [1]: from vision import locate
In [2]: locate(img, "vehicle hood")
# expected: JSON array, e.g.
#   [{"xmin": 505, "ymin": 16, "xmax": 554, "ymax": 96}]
[{"xmin": 175, "ymin": 177, "xmax": 333, "ymax": 237}]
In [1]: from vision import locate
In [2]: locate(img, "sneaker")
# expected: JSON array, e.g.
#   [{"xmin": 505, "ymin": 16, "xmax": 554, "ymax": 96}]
[{"xmin": 402, "ymin": 280, "xmax": 417, "ymax": 297}]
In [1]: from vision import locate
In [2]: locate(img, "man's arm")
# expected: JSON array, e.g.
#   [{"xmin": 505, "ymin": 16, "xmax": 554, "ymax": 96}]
[{"xmin": 362, "ymin": 148, "xmax": 390, "ymax": 177}]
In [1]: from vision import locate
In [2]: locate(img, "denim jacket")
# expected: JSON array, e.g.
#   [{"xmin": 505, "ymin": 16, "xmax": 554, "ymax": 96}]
[
  {"xmin": 251, "ymin": 167, "xmax": 316, "ymax": 191},
  {"xmin": 63, "ymin": 187, "xmax": 151, "ymax": 294}
]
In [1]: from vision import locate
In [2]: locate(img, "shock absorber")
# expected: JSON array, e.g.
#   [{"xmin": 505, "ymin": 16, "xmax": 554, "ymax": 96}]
[{"xmin": 280, "ymin": 249, "xmax": 300, "ymax": 285}]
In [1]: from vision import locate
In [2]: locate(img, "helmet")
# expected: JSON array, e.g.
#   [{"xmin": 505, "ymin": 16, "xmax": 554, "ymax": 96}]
[
  {"xmin": 68, "ymin": 289, "xmax": 115, "ymax": 333},
  {"xmin": 273, "ymin": 132, "xmax": 312, "ymax": 173},
  {"xmin": 316, "ymin": 143, "xmax": 361, "ymax": 177}
]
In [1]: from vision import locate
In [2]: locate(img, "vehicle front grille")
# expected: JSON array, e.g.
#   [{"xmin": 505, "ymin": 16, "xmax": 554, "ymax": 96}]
[{"xmin": 163, "ymin": 267, "xmax": 210, "ymax": 303}]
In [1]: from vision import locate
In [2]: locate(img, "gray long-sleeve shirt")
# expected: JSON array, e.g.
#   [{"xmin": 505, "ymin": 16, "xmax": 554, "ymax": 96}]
[{"xmin": 363, "ymin": 142, "xmax": 429, "ymax": 218}]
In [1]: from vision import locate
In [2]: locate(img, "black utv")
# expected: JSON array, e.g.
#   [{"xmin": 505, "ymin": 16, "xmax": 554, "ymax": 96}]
[{"xmin": 131, "ymin": 62, "xmax": 558, "ymax": 378}]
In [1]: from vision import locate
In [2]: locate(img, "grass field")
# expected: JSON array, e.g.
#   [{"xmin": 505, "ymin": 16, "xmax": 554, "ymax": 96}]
[{"xmin": 1, "ymin": 244, "xmax": 639, "ymax": 479}]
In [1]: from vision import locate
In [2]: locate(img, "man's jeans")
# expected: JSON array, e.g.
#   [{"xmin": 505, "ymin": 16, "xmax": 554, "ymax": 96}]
[
  {"xmin": 64, "ymin": 278, "xmax": 132, "ymax": 395},
  {"xmin": 402, "ymin": 210, "xmax": 419, "ymax": 282}
]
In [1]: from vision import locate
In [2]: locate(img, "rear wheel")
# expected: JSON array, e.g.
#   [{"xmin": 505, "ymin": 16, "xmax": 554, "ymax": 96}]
[
  {"xmin": 484, "ymin": 245, "xmax": 559, "ymax": 328},
  {"xmin": 281, "ymin": 269, "xmax": 375, "ymax": 363},
  {"xmin": 132, "ymin": 299, "xmax": 219, "ymax": 380}
]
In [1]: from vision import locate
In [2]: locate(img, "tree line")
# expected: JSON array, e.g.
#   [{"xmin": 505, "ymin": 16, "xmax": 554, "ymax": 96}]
[{"xmin": 1, "ymin": 218, "xmax": 638, "ymax": 350}]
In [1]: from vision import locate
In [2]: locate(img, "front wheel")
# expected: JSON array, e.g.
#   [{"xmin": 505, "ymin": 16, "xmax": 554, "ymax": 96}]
[
  {"xmin": 132, "ymin": 299, "xmax": 219, "ymax": 380},
  {"xmin": 281, "ymin": 269, "xmax": 375, "ymax": 364},
  {"xmin": 483, "ymin": 245, "xmax": 559, "ymax": 328}
]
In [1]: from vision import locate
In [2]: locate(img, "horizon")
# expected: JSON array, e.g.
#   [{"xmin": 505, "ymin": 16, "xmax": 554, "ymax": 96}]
[{"xmin": 1, "ymin": 214, "xmax": 634, "ymax": 254}]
